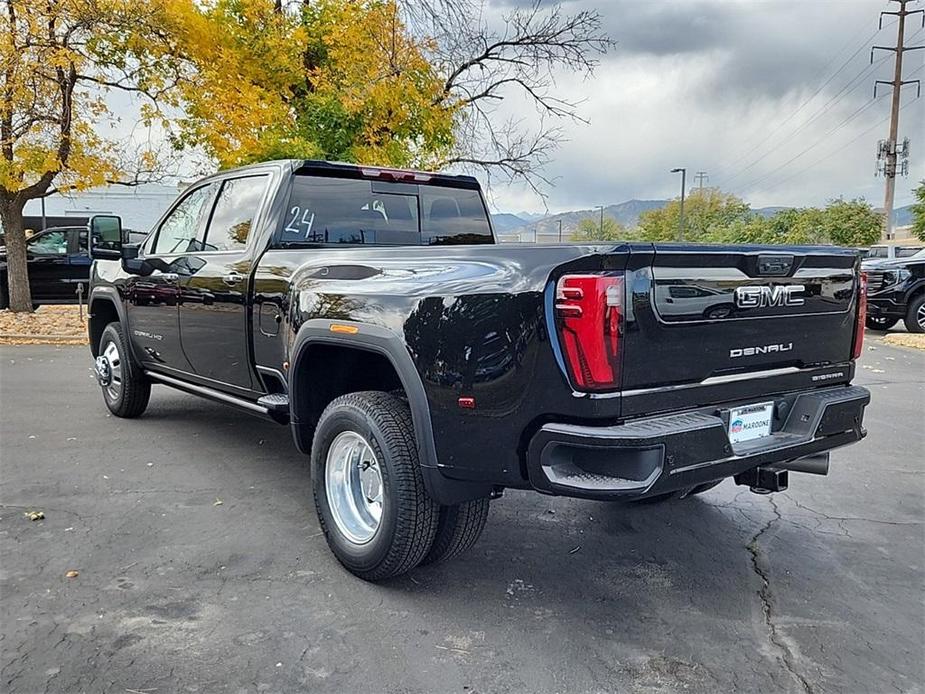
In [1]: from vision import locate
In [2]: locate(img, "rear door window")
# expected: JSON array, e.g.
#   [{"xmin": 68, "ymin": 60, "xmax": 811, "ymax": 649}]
[
  {"xmin": 203, "ymin": 175, "xmax": 270, "ymax": 251},
  {"xmin": 278, "ymin": 175, "xmax": 491, "ymax": 247}
]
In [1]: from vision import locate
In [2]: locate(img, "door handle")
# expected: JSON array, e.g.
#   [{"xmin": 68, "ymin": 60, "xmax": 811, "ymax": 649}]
[
  {"xmin": 160, "ymin": 272, "xmax": 179, "ymax": 281},
  {"xmin": 223, "ymin": 273, "xmax": 245, "ymax": 286}
]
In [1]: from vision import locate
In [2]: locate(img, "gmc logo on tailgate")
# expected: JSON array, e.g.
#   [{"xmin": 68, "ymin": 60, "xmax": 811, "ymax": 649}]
[{"xmin": 734, "ymin": 285, "xmax": 805, "ymax": 309}]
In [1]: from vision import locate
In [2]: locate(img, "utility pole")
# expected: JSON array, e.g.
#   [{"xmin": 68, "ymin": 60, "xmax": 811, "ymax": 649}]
[
  {"xmin": 693, "ymin": 171, "xmax": 709, "ymax": 192},
  {"xmin": 670, "ymin": 168, "xmax": 687, "ymax": 242},
  {"xmin": 597, "ymin": 205, "xmax": 604, "ymax": 237},
  {"xmin": 872, "ymin": 0, "xmax": 923, "ymax": 240},
  {"xmin": 558, "ymin": 218, "xmax": 563, "ymax": 242}
]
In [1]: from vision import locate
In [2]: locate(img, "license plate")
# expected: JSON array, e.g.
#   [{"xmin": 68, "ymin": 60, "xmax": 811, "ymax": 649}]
[{"xmin": 727, "ymin": 402, "xmax": 774, "ymax": 444}]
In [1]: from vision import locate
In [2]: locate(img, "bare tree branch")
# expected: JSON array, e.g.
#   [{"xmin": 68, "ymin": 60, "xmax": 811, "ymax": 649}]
[{"xmin": 399, "ymin": 0, "xmax": 612, "ymax": 198}]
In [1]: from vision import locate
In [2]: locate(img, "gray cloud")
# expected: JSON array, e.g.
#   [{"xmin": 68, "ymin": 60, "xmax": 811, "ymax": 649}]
[{"xmin": 481, "ymin": 0, "xmax": 925, "ymax": 213}]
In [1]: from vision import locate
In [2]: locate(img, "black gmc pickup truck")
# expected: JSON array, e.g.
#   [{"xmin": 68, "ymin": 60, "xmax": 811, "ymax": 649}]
[{"xmin": 86, "ymin": 159, "xmax": 870, "ymax": 581}]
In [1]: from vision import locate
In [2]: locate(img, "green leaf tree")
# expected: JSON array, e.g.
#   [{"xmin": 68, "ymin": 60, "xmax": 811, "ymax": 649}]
[
  {"xmin": 910, "ymin": 180, "xmax": 925, "ymax": 242},
  {"xmin": 570, "ymin": 216, "xmax": 628, "ymax": 242},
  {"xmin": 818, "ymin": 198, "xmax": 883, "ymax": 247},
  {"xmin": 637, "ymin": 189, "xmax": 753, "ymax": 242}
]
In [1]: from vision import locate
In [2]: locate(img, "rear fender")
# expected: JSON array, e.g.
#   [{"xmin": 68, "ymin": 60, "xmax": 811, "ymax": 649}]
[{"xmin": 288, "ymin": 319, "xmax": 493, "ymax": 504}]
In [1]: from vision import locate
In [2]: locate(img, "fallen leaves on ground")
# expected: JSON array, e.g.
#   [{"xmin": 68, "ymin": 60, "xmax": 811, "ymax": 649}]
[
  {"xmin": 882, "ymin": 333, "xmax": 925, "ymax": 351},
  {"xmin": 0, "ymin": 306, "xmax": 88, "ymax": 345},
  {"xmin": 64, "ymin": 570, "xmax": 79, "ymax": 579},
  {"xmin": 24, "ymin": 510, "xmax": 45, "ymax": 521}
]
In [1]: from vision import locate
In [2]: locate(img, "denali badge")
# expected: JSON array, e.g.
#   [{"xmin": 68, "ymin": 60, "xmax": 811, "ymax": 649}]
[
  {"xmin": 730, "ymin": 343, "xmax": 793, "ymax": 358},
  {"xmin": 734, "ymin": 284, "xmax": 805, "ymax": 309}
]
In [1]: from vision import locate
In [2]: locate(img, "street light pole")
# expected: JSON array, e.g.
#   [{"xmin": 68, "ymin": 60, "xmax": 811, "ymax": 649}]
[{"xmin": 670, "ymin": 168, "xmax": 686, "ymax": 242}]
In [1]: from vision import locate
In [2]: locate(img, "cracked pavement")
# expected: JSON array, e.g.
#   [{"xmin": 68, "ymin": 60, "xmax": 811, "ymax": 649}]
[{"xmin": 1, "ymin": 340, "xmax": 922, "ymax": 693}]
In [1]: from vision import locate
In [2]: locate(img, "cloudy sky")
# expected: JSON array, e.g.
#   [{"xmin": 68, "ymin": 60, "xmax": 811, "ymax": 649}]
[{"xmin": 484, "ymin": 0, "xmax": 925, "ymax": 214}]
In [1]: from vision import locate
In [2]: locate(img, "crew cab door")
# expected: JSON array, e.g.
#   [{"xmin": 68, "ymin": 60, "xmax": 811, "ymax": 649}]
[
  {"xmin": 127, "ymin": 183, "xmax": 218, "ymax": 371},
  {"xmin": 177, "ymin": 174, "xmax": 271, "ymax": 392}
]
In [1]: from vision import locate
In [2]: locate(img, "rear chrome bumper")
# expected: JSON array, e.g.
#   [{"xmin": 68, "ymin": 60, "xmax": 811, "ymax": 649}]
[{"xmin": 526, "ymin": 385, "xmax": 870, "ymax": 500}]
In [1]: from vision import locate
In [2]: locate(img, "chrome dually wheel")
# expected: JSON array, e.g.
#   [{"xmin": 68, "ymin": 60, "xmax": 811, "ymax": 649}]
[
  {"xmin": 325, "ymin": 431, "xmax": 384, "ymax": 544},
  {"xmin": 311, "ymin": 391, "xmax": 439, "ymax": 581},
  {"xmin": 96, "ymin": 322, "xmax": 151, "ymax": 418},
  {"xmin": 97, "ymin": 340, "xmax": 123, "ymax": 402}
]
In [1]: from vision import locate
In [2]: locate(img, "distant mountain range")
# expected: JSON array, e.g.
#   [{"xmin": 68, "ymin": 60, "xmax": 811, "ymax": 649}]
[{"xmin": 492, "ymin": 201, "xmax": 916, "ymax": 239}]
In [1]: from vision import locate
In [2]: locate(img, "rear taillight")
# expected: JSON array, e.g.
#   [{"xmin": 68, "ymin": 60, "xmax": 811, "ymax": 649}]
[
  {"xmin": 554, "ymin": 273, "xmax": 624, "ymax": 391},
  {"xmin": 852, "ymin": 272, "xmax": 867, "ymax": 359}
]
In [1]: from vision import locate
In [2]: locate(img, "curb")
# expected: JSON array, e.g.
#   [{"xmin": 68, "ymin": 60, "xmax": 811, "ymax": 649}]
[{"xmin": 0, "ymin": 333, "xmax": 88, "ymax": 342}]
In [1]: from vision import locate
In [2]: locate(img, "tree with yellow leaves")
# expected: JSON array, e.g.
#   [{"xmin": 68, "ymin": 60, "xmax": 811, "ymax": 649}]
[
  {"xmin": 174, "ymin": 0, "xmax": 610, "ymax": 191},
  {"xmin": 170, "ymin": 0, "xmax": 456, "ymax": 170},
  {"xmin": 0, "ymin": 0, "xmax": 183, "ymax": 311}
]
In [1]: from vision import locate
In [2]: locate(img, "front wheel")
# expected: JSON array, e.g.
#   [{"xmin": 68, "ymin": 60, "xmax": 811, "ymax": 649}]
[
  {"xmin": 311, "ymin": 391, "xmax": 439, "ymax": 581},
  {"xmin": 96, "ymin": 322, "xmax": 150, "ymax": 418},
  {"xmin": 865, "ymin": 316, "xmax": 898, "ymax": 331},
  {"xmin": 904, "ymin": 295, "xmax": 925, "ymax": 333}
]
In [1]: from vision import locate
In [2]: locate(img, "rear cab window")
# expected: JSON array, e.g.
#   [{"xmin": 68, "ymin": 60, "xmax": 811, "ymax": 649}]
[{"xmin": 276, "ymin": 174, "xmax": 493, "ymax": 247}]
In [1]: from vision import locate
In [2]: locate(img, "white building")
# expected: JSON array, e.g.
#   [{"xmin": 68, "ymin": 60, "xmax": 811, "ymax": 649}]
[{"xmin": 23, "ymin": 183, "xmax": 181, "ymax": 233}]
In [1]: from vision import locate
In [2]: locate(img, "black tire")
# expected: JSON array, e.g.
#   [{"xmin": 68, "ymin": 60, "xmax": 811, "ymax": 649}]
[
  {"xmin": 637, "ymin": 480, "xmax": 722, "ymax": 504},
  {"xmin": 97, "ymin": 322, "xmax": 150, "ymax": 418},
  {"xmin": 311, "ymin": 391, "xmax": 439, "ymax": 581},
  {"xmin": 904, "ymin": 294, "xmax": 925, "ymax": 334},
  {"xmin": 865, "ymin": 316, "xmax": 898, "ymax": 331},
  {"xmin": 420, "ymin": 498, "xmax": 490, "ymax": 566}
]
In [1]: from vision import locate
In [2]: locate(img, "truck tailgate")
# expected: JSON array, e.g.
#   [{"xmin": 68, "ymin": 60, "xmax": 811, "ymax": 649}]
[{"xmin": 621, "ymin": 245, "xmax": 861, "ymax": 393}]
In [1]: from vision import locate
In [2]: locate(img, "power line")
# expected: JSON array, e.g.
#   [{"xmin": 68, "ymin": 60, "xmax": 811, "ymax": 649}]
[
  {"xmin": 736, "ymin": 95, "xmax": 889, "ymax": 195},
  {"xmin": 739, "ymin": 62, "xmax": 922, "ymax": 195},
  {"xmin": 747, "ymin": 97, "xmax": 919, "ymax": 196},
  {"xmin": 715, "ymin": 54, "xmax": 892, "ymax": 189},
  {"xmin": 710, "ymin": 14, "xmax": 900, "ymax": 185},
  {"xmin": 713, "ymin": 24, "xmax": 889, "ymax": 179}
]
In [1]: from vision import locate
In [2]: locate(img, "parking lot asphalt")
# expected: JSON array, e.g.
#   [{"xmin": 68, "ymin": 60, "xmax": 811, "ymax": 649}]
[{"xmin": 1, "ymin": 339, "xmax": 923, "ymax": 694}]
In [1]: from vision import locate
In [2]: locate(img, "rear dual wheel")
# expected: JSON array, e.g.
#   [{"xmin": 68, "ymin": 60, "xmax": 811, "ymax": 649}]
[{"xmin": 311, "ymin": 391, "xmax": 489, "ymax": 581}]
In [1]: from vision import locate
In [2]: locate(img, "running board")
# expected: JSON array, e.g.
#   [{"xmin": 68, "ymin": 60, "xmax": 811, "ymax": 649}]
[{"xmin": 144, "ymin": 371, "xmax": 289, "ymax": 423}]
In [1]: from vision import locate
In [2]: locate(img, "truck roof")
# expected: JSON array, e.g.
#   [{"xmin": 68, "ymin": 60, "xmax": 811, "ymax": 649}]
[{"xmin": 209, "ymin": 158, "xmax": 481, "ymax": 190}]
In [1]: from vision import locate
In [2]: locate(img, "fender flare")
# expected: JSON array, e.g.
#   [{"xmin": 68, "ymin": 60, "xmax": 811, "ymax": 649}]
[
  {"xmin": 288, "ymin": 320, "xmax": 438, "ymax": 468},
  {"xmin": 288, "ymin": 319, "xmax": 492, "ymax": 504},
  {"xmin": 903, "ymin": 279, "xmax": 925, "ymax": 303},
  {"xmin": 87, "ymin": 287, "xmax": 131, "ymax": 357}
]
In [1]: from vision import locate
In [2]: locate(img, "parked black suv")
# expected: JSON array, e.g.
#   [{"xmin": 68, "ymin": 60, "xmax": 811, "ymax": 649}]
[
  {"xmin": 864, "ymin": 248, "xmax": 925, "ymax": 332},
  {"xmin": 85, "ymin": 160, "xmax": 870, "ymax": 581}
]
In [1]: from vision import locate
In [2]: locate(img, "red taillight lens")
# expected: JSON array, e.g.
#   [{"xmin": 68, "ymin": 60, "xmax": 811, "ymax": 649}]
[
  {"xmin": 852, "ymin": 272, "xmax": 867, "ymax": 360},
  {"xmin": 554, "ymin": 273, "xmax": 624, "ymax": 391}
]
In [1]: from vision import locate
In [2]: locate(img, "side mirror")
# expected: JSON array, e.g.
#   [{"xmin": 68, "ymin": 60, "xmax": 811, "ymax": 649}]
[
  {"xmin": 89, "ymin": 215, "xmax": 123, "ymax": 260},
  {"xmin": 121, "ymin": 242, "xmax": 151, "ymax": 275}
]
